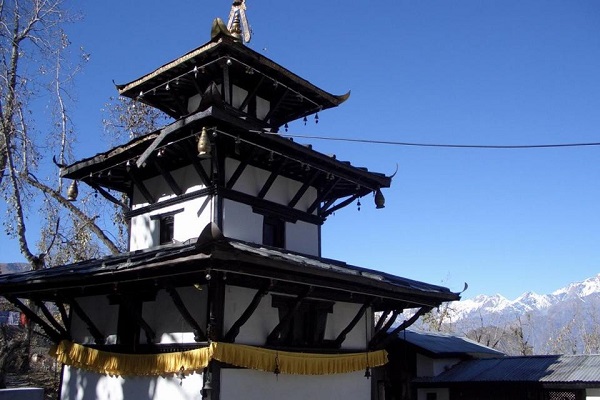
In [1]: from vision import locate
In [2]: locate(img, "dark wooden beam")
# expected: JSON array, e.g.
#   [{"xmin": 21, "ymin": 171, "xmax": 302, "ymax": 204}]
[
  {"xmin": 87, "ymin": 182, "xmax": 130, "ymax": 212},
  {"xmin": 34, "ymin": 300, "xmax": 69, "ymax": 338},
  {"xmin": 308, "ymin": 177, "xmax": 340, "ymax": 214},
  {"xmin": 69, "ymin": 298, "xmax": 105, "ymax": 344},
  {"xmin": 226, "ymin": 156, "xmax": 250, "ymax": 190},
  {"xmin": 183, "ymin": 142, "xmax": 212, "ymax": 187},
  {"xmin": 375, "ymin": 306, "xmax": 433, "ymax": 349},
  {"xmin": 288, "ymin": 170, "xmax": 320, "ymax": 209},
  {"xmin": 322, "ymin": 194, "xmax": 360, "ymax": 218},
  {"xmin": 223, "ymin": 63, "xmax": 231, "ymax": 105},
  {"xmin": 220, "ymin": 187, "xmax": 324, "ymax": 225},
  {"xmin": 369, "ymin": 310, "xmax": 399, "ymax": 348},
  {"xmin": 56, "ymin": 301, "xmax": 70, "ymax": 330},
  {"xmin": 121, "ymin": 297, "xmax": 156, "ymax": 344},
  {"xmin": 333, "ymin": 300, "xmax": 371, "ymax": 348},
  {"xmin": 263, "ymin": 88, "xmax": 288, "ymax": 123},
  {"xmin": 126, "ymin": 165, "xmax": 155, "ymax": 204},
  {"xmin": 239, "ymin": 75, "xmax": 265, "ymax": 112},
  {"xmin": 266, "ymin": 287, "xmax": 312, "ymax": 345},
  {"xmin": 124, "ymin": 187, "xmax": 214, "ymax": 219},
  {"xmin": 225, "ymin": 281, "xmax": 272, "ymax": 342},
  {"xmin": 374, "ymin": 310, "xmax": 391, "ymax": 333},
  {"xmin": 257, "ymin": 159, "xmax": 287, "ymax": 199},
  {"xmin": 7, "ymin": 296, "xmax": 63, "ymax": 343},
  {"xmin": 154, "ymin": 158, "xmax": 183, "ymax": 196},
  {"xmin": 166, "ymin": 287, "xmax": 207, "ymax": 342}
]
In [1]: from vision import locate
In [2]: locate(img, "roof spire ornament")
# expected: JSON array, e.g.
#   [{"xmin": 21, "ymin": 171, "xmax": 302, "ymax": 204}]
[{"xmin": 227, "ymin": 0, "xmax": 251, "ymax": 43}]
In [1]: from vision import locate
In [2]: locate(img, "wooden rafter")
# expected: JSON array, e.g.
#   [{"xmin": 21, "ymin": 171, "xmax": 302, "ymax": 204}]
[
  {"xmin": 56, "ymin": 301, "xmax": 70, "ymax": 329},
  {"xmin": 226, "ymin": 152, "xmax": 252, "ymax": 190},
  {"xmin": 7, "ymin": 297, "xmax": 63, "ymax": 343},
  {"xmin": 263, "ymin": 88, "xmax": 288, "ymax": 123},
  {"xmin": 166, "ymin": 287, "xmax": 207, "ymax": 342},
  {"xmin": 266, "ymin": 287, "xmax": 312, "ymax": 345},
  {"xmin": 374, "ymin": 309, "xmax": 391, "ymax": 333},
  {"xmin": 225, "ymin": 281, "xmax": 272, "ymax": 342},
  {"xmin": 239, "ymin": 75, "xmax": 265, "ymax": 112},
  {"xmin": 288, "ymin": 169, "xmax": 319, "ymax": 208},
  {"xmin": 34, "ymin": 300, "xmax": 69, "ymax": 339},
  {"xmin": 223, "ymin": 62, "xmax": 231, "ymax": 105},
  {"xmin": 154, "ymin": 158, "xmax": 183, "ymax": 196},
  {"xmin": 375, "ymin": 306, "xmax": 433, "ymax": 349},
  {"xmin": 69, "ymin": 298, "xmax": 105, "ymax": 344},
  {"xmin": 333, "ymin": 300, "xmax": 371, "ymax": 348},
  {"xmin": 126, "ymin": 165, "xmax": 155, "ymax": 204},
  {"xmin": 182, "ymin": 142, "xmax": 212, "ymax": 187},
  {"xmin": 87, "ymin": 182, "xmax": 130, "ymax": 212},
  {"xmin": 369, "ymin": 310, "xmax": 399, "ymax": 348},
  {"xmin": 322, "ymin": 194, "xmax": 360, "ymax": 218},
  {"xmin": 307, "ymin": 177, "xmax": 340, "ymax": 214},
  {"xmin": 257, "ymin": 158, "xmax": 287, "ymax": 199}
]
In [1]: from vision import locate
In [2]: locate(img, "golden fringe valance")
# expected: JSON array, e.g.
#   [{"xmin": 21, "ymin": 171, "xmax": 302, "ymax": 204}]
[{"xmin": 50, "ymin": 341, "xmax": 388, "ymax": 377}]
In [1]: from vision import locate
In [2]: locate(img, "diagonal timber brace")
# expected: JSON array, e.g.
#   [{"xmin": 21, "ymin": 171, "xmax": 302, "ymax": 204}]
[{"xmin": 166, "ymin": 286, "xmax": 207, "ymax": 342}]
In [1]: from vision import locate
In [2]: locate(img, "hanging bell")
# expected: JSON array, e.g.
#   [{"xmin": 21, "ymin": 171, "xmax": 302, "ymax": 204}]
[
  {"xmin": 374, "ymin": 188, "xmax": 385, "ymax": 209},
  {"xmin": 67, "ymin": 180, "xmax": 78, "ymax": 201},
  {"xmin": 197, "ymin": 127, "xmax": 211, "ymax": 158}
]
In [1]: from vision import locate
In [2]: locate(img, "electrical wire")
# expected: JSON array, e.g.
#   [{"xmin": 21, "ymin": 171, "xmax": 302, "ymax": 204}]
[{"xmin": 272, "ymin": 133, "xmax": 600, "ymax": 149}]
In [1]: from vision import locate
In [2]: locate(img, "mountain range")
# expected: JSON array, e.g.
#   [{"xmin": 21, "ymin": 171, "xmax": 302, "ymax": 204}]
[{"xmin": 420, "ymin": 273, "xmax": 600, "ymax": 355}]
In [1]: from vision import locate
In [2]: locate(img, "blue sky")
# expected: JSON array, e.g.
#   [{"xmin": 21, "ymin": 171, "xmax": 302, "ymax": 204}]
[{"xmin": 4, "ymin": 1, "xmax": 600, "ymax": 300}]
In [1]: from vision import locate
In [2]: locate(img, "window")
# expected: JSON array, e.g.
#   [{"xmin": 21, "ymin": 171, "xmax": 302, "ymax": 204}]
[
  {"xmin": 263, "ymin": 216, "xmax": 285, "ymax": 248},
  {"xmin": 159, "ymin": 215, "xmax": 174, "ymax": 245},
  {"xmin": 426, "ymin": 393, "xmax": 437, "ymax": 400},
  {"xmin": 150, "ymin": 209, "xmax": 182, "ymax": 246},
  {"xmin": 271, "ymin": 295, "xmax": 333, "ymax": 347}
]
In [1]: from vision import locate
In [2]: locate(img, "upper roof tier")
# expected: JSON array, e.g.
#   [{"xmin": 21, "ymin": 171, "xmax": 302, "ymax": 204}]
[{"xmin": 116, "ymin": 19, "xmax": 350, "ymax": 130}]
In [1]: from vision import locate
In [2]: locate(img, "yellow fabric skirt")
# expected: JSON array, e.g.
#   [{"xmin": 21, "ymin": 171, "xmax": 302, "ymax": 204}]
[{"xmin": 50, "ymin": 341, "xmax": 388, "ymax": 377}]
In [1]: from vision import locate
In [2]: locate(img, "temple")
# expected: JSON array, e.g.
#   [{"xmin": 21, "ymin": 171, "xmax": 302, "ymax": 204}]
[{"xmin": 0, "ymin": 3, "xmax": 459, "ymax": 399}]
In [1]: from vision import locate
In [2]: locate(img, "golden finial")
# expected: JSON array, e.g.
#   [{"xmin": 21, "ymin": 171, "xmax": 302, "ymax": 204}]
[{"xmin": 227, "ymin": 0, "xmax": 251, "ymax": 43}]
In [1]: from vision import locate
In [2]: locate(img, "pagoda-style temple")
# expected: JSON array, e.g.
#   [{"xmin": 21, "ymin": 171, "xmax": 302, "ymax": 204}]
[{"xmin": 0, "ymin": 3, "xmax": 459, "ymax": 400}]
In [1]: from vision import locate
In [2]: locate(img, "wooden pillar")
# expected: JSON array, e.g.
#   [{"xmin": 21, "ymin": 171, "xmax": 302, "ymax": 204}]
[{"xmin": 204, "ymin": 269, "xmax": 225, "ymax": 400}]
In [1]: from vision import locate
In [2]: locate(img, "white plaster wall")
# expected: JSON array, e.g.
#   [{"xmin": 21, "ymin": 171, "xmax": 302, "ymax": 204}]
[
  {"xmin": 415, "ymin": 354, "xmax": 460, "ymax": 378},
  {"xmin": 224, "ymin": 159, "xmax": 317, "ymax": 211},
  {"xmin": 222, "ymin": 200, "xmax": 262, "ymax": 244},
  {"xmin": 221, "ymin": 369, "xmax": 370, "ymax": 400},
  {"xmin": 60, "ymin": 366, "xmax": 203, "ymax": 400},
  {"xmin": 232, "ymin": 85, "xmax": 248, "ymax": 112},
  {"xmin": 286, "ymin": 220, "xmax": 319, "ymax": 256},
  {"xmin": 142, "ymin": 287, "xmax": 207, "ymax": 344},
  {"xmin": 223, "ymin": 286, "xmax": 369, "ymax": 348},
  {"xmin": 223, "ymin": 286, "xmax": 279, "ymax": 346},
  {"xmin": 417, "ymin": 388, "xmax": 450, "ymax": 400},
  {"xmin": 587, "ymin": 389, "xmax": 600, "ymax": 399},
  {"xmin": 327, "ymin": 302, "xmax": 369, "ymax": 349},
  {"xmin": 130, "ymin": 164, "xmax": 213, "ymax": 251},
  {"xmin": 70, "ymin": 296, "xmax": 119, "ymax": 345}
]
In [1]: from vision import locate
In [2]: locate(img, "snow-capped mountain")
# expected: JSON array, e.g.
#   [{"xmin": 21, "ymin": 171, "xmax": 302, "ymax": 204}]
[
  {"xmin": 450, "ymin": 274, "xmax": 600, "ymax": 321},
  {"xmin": 432, "ymin": 273, "xmax": 600, "ymax": 355}
]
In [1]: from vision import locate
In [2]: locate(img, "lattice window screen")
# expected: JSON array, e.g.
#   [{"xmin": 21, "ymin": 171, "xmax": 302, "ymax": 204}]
[{"xmin": 548, "ymin": 391, "xmax": 576, "ymax": 400}]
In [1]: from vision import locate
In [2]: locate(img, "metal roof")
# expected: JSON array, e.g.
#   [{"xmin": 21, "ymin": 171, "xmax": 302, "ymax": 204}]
[
  {"xmin": 397, "ymin": 329, "xmax": 504, "ymax": 358},
  {"xmin": 417, "ymin": 355, "xmax": 600, "ymax": 385},
  {"xmin": 0, "ymin": 225, "xmax": 459, "ymax": 309}
]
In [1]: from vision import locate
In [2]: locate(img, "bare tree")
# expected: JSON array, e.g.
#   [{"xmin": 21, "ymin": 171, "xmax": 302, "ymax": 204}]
[{"xmin": 0, "ymin": 0, "xmax": 120, "ymax": 269}]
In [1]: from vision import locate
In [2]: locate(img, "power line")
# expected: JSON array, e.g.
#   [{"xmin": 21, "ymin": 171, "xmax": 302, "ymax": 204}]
[{"xmin": 272, "ymin": 133, "xmax": 600, "ymax": 149}]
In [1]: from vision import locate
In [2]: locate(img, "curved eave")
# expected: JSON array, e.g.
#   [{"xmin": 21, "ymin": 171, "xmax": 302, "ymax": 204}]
[
  {"xmin": 0, "ymin": 237, "xmax": 459, "ymax": 308},
  {"xmin": 115, "ymin": 36, "xmax": 349, "ymax": 126}
]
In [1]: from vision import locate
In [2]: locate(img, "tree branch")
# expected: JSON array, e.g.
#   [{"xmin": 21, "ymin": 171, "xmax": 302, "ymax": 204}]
[{"xmin": 25, "ymin": 175, "xmax": 120, "ymax": 254}]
